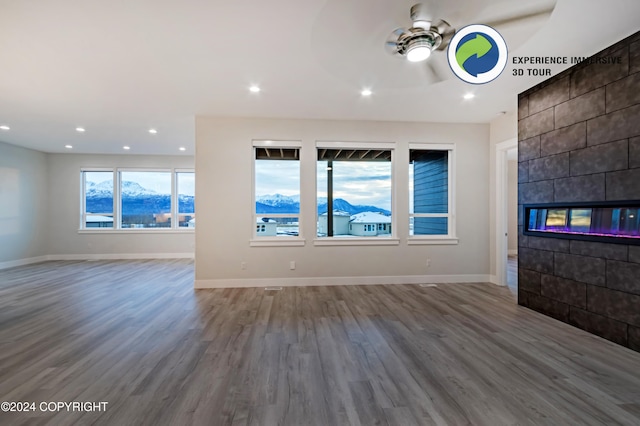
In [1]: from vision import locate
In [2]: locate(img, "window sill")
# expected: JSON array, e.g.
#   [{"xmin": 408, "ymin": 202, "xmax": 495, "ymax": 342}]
[
  {"xmin": 78, "ymin": 229, "xmax": 195, "ymax": 234},
  {"xmin": 250, "ymin": 238, "xmax": 306, "ymax": 247},
  {"xmin": 314, "ymin": 238, "xmax": 400, "ymax": 246},
  {"xmin": 407, "ymin": 237, "xmax": 459, "ymax": 245}
]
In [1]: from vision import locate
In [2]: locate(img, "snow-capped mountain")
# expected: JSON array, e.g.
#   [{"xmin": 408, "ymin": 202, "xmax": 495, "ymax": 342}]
[
  {"xmin": 85, "ymin": 181, "xmax": 193, "ymax": 215},
  {"xmin": 121, "ymin": 181, "xmax": 159, "ymax": 196},
  {"xmin": 317, "ymin": 198, "xmax": 390, "ymax": 216},
  {"xmin": 255, "ymin": 193, "xmax": 390, "ymax": 216},
  {"xmin": 256, "ymin": 194, "xmax": 300, "ymax": 206},
  {"xmin": 86, "ymin": 180, "xmax": 159, "ymax": 197}
]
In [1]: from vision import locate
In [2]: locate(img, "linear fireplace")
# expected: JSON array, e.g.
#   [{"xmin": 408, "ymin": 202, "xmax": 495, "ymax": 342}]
[{"xmin": 524, "ymin": 201, "xmax": 640, "ymax": 245}]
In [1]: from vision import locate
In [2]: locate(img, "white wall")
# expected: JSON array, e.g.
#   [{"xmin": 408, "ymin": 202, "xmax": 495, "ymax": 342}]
[
  {"xmin": 195, "ymin": 117, "xmax": 491, "ymax": 287},
  {"xmin": 45, "ymin": 153, "xmax": 195, "ymax": 258},
  {"xmin": 508, "ymin": 159, "xmax": 518, "ymax": 252},
  {"xmin": 0, "ymin": 141, "xmax": 48, "ymax": 267}
]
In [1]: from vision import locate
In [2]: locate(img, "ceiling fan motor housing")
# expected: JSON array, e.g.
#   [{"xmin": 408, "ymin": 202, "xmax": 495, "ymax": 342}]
[{"xmin": 397, "ymin": 28, "xmax": 442, "ymax": 55}]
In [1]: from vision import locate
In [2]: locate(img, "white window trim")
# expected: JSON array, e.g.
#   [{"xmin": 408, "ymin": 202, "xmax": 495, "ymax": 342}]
[
  {"xmin": 251, "ymin": 140, "xmax": 304, "ymax": 246},
  {"xmin": 315, "ymin": 141, "xmax": 396, "ymax": 246},
  {"xmin": 408, "ymin": 143, "xmax": 457, "ymax": 245},
  {"xmin": 313, "ymin": 238, "xmax": 400, "ymax": 247},
  {"xmin": 80, "ymin": 168, "xmax": 117, "ymax": 231},
  {"xmin": 79, "ymin": 168, "xmax": 195, "ymax": 233},
  {"xmin": 175, "ymin": 169, "xmax": 196, "ymax": 228},
  {"xmin": 316, "ymin": 140, "xmax": 396, "ymax": 150}
]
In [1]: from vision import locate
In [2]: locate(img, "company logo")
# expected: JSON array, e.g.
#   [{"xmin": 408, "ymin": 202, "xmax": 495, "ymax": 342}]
[{"xmin": 447, "ymin": 24, "xmax": 508, "ymax": 84}]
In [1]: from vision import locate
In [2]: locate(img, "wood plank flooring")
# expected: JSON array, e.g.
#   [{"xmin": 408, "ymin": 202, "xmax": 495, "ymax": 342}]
[{"xmin": 2, "ymin": 259, "xmax": 640, "ymax": 425}]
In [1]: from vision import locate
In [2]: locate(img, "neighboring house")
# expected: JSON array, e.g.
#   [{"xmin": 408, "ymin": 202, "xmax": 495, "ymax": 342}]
[
  {"xmin": 349, "ymin": 212, "xmax": 391, "ymax": 236},
  {"xmin": 318, "ymin": 210, "xmax": 351, "ymax": 236},
  {"xmin": 256, "ymin": 217, "xmax": 277, "ymax": 236},
  {"xmin": 85, "ymin": 215, "xmax": 114, "ymax": 228}
]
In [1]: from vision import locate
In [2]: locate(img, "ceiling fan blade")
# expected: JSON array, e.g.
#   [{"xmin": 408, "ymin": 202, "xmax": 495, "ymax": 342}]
[
  {"xmin": 385, "ymin": 27, "xmax": 407, "ymax": 55},
  {"xmin": 424, "ymin": 59, "xmax": 446, "ymax": 84},
  {"xmin": 432, "ymin": 19, "xmax": 455, "ymax": 51},
  {"xmin": 482, "ymin": 6, "xmax": 554, "ymax": 29},
  {"xmin": 427, "ymin": 61, "xmax": 444, "ymax": 84}
]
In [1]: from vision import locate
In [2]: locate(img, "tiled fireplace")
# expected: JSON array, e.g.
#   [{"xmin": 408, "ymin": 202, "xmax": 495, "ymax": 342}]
[{"xmin": 517, "ymin": 30, "xmax": 640, "ymax": 351}]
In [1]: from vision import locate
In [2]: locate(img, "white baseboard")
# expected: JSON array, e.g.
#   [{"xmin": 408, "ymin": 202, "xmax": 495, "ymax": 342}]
[
  {"xmin": 195, "ymin": 274, "xmax": 492, "ymax": 289},
  {"xmin": 508, "ymin": 249, "xmax": 518, "ymax": 256},
  {"xmin": 0, "ymin": 255, "xmax": 49, "ymax": 270},
  {"xmin": 0, "ymin": 253, "xmax": 194, "ymax": 269}
]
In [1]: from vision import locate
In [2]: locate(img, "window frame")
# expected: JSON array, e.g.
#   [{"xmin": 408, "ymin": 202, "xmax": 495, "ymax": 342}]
[
  {"xmin": 250, "ymin": 140, "xmax": 304, "ymax": 247},
  {"xmin": 175, "ymin": 169, "xmax": 196, "ymax": 229},
  {"xmin": 314, "ymin": 141, "xmax": 399, "ymax": 247},
  {"xmin": 79, "ymin": 167, "xmax": 195, "ymax": 233},
  {"xmin": 80, "ymin": 168, "xmax": 116, "ymax": 230},
  {"xmin": 408, "ymin": 143, "xmax": 458, "ymax": 245}
]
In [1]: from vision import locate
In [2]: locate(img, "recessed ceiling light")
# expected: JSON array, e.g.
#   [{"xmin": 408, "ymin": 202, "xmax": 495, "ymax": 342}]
[
  {"xmin": 361, "ymin": 89, "xmax": 372, "ymax": 96},
  {"xmin": 76, "ymin": 127, "xmax": 85, "ymax": 132},
  {"xmin": 463, "ymin": 93, "xmax": 475, "ymax": 100},
  {"xmin": 249, "ymin": 85, "xmax": 261, "ymax": 93},
  {"xmin": 65, "ymin": 145, "xmax": 73, "ymax": 149},
  {"xmin": 149, "ymin": 128, "xmax": 158, "ymax": 134},
  {"xmin": 179, "ymin": 147, "xmax": 186, "ymax": 151},
  {"xmin": 123, "ymin": 146, "xmax": 130, "ymax": 150},
  {"xmin": 0, "ymin": 125, "xmax": 10, "ymax": 130}
]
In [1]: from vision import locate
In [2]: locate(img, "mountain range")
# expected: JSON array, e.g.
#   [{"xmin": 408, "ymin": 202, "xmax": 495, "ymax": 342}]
[
  {"xmin": 86, "ymin": 180, "xmax": 194, "ymax": 215},
  {"xmin": 86, "ymin": 185, "xmax": 388, "ymax": 217},
  {"xmin": 256, "ymin": 194, "xmax": 390, "ymax": 216}
]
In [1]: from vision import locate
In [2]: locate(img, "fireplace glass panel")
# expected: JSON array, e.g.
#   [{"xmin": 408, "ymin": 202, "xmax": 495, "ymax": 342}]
[{"xmin": 525, "ymin": 204, "xmax": 640, "ymax": 244}]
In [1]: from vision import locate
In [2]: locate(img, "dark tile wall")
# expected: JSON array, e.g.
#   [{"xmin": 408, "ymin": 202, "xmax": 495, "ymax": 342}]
[{"xmin": 518, "ymin": 31, "xmax": 640, "ymax": 351}]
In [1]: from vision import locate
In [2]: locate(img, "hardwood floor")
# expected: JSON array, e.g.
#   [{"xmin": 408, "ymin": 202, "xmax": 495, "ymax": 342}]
[{"xmin": 2, "ymin": 260, "xmax": 640, "ymax": 425}]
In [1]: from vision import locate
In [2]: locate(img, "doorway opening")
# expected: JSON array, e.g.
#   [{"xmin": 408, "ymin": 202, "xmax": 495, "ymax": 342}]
[{"xmin": 495, "ymin": 138, "xmax": 517, "ymax": 294}]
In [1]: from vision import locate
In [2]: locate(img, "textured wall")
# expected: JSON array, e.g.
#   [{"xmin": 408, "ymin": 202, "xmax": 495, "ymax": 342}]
[{"xmin": 518, "ymin": 31, "xmax": 640, "ymax": 351}]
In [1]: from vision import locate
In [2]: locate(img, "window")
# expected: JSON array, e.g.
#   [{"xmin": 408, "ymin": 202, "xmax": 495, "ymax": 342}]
[
  {"xmin": 83, "ymin": 171, "xmax": 114, "ymax": 228},
  {"xmin": 81, "ymin": 169, "xmax": 194, "ymax": 230},
  {"xmin": 176, "ymin": 171, "xmax": 195, "ymax": 228},
  {"xmin": 253, "ymin": 141, "xmax": 301, "ymax": 239},
  {"xmin": 120, "ymin": 171, "xmax": 172, "ymax": 228},
  {"xmin": 317, "ymin": 143, "xmax": 392, "ymax": 238},
  {"xmin": 409, "ymin": 144, "xmax": 455, "ymax": 240}
]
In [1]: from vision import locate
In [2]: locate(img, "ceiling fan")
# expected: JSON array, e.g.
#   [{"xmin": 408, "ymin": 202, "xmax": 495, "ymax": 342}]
[
  {"xmin": 385, "ymin": 4, "xmax": 455, "ymax": 62},
  {"xmin": 310, "ymin": 0, "xmax": 557, "ymax": 87},
  {"xmin": 384, "ymin": 1, "xmax": 557, "ymax": 76}
]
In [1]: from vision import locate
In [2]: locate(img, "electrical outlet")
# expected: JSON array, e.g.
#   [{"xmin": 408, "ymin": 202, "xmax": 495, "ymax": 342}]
[
  {"xmin": 241, "ymin": 262, "xmax": 247, "ymax": 270},
  {"xmin": 289, "ymin": 261, "xmax": 296, "ymax": 270},
  {"xmin": 426, "ymin": 258, "xmax": 431, "ymax": 268}
]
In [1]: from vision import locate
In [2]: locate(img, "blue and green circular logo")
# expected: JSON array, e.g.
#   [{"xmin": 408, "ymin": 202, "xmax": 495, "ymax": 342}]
[{"xmin": 448, "ymin": 24, "xmax": 508, "ymax": 84}]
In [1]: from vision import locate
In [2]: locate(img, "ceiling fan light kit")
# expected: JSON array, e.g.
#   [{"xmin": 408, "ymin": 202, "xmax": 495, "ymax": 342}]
[
  {"xmin": 386, "ymin": 4, "xmax": 453, "ymax": 63},
  {"xmin": 406, "ymin": 36, "xmax": 435, "ymax": 62}
]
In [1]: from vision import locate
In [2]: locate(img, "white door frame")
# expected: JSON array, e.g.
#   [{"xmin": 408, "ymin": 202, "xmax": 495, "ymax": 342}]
[{"xmin": 495, "ymin": 138, "xmax": 517, "ymax": 287}]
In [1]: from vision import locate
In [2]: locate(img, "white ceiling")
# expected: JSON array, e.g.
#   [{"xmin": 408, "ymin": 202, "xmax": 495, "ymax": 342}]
[{"xmin": 0, "ymin": 0, "xmax": 639, "ymax": 155}]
